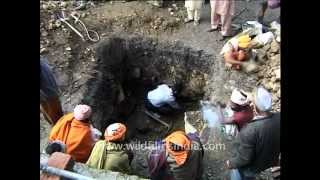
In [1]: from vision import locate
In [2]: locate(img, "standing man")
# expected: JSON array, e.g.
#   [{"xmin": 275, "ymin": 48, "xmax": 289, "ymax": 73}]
[
  {"xmin": 256, "ymin": 0, "xmax": 280, "ymax": 24},
  {"xmin": 226, "ymin": 87, "xmax": 280, "ymax": 180},
  {"xmin": 208, "ymin": 0, "xmax": 235, "ymax": 41},
  {"xmin": 40, "ymin": 57, "xmax": 63, "ymax": 125},
  {"xmin": 184, "ymin": 0, "xmax": 204, "ymax": 26}
]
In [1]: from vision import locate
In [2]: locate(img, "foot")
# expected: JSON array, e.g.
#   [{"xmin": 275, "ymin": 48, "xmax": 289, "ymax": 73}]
[
  {"xmin": 184, "ymin": 18, "xmax": 194, "ymax": 24},
  {"xmin": 194, "ymin": 20, "xmax": 200, "ymax": 26},
  {"xmin": 207, "ymin": 28, "xmax": 218, "ymax": 32}
]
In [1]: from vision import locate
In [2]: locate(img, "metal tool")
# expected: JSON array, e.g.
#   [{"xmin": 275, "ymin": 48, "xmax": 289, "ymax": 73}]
[
  {"xmin": 56, "ymin": 11, "xmax": 100, "ymax": 42},
  {"xmin": 40, "ymin": 163, "xmax": 94, "ymax": 180},
  {"xmin": 144, "ymin": 110, "xmax": 172, "ymax": 133}
]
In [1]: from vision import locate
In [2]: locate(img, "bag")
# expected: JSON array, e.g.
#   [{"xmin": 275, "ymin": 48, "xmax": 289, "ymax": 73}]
[{"xmin": 268, "ymin": 0, "xmax": 280, "ymax": 9}]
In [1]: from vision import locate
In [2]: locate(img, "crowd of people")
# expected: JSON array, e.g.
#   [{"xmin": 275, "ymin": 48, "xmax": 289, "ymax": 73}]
[{"xmin": 40, "ymin": 0, "xmax": 280, "ymax": 179}]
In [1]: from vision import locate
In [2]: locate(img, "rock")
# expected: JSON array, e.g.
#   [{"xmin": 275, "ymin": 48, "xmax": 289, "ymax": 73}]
[
  {"xmin": 263, "ymin": 43, "xmax": 271, "ymax": 51},
  {"xmin": 270, "ymin": 40, "xmax": 280, "ymax": 53},
  {"xmin": 42, "ymin": 4, "xmax": 49, "ymax": 10},
  {"xmin": 170, "ymin": 12, "xmax": 174, "ymax": 16},
  {"xmin": 255, "ymin": 49, "xmax": 267, "ymax": 63},
  {"xmin": 66, "ymin": 47, "xmax": 72, "ymax": 51},
  {"xmin": 271, "ymin": 76, "xmax": 277, "ymax": 83},
  {"xmin": 272, "ymin": 83, "xmax": 280, "ymax": 92},
  {"xmin": 175, "ymin": 18, "xmax": 181, "ymax": 22},
  {"xmin": 275, "ymin": 69, "xmax": 281, "ymax": 80},
  {"xmin": 40, "ymin": 48, "xmax": 47, "ymax": 54},
  {"xmin": 60, "ymin": 1, "xmax": 67, "ymax": 8},
  {"xmin": 276, "ymin": 89, "xmax": 281, "ymax": 98},
  {"xmin": 81, "ymin": 13, "xmax": 87, "ymax": 18},
  {"xmin": 41, "ymin": 31, "xmax": 48, "ymax": 37},
  {"xmin": 48, "ymin": 22, "xmax": 54, "ymax": 30},
  {"xmin": 168, "ymin": 8, "xmax": 173, "ymax": 12}
]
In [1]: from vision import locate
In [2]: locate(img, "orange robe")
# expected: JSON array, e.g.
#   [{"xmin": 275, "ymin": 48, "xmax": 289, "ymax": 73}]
[{"xmin": 49, "ymin": 113, "xmax": 94, "ymax": 163}]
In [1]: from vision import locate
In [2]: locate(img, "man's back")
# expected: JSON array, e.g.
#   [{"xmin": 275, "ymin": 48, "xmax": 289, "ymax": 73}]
[{"xmin": 230, "ymin": 112, "xmax": 280, "ymax": 173}]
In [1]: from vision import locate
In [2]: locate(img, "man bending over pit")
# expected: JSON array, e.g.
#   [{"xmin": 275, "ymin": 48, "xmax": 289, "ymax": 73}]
[{"xmin": 145, "ymin": 81, "xmax": 183, "ymax": 115}]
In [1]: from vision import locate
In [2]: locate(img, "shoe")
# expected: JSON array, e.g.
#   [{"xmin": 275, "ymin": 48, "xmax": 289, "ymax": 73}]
[
  {"xmin": 194, "ymin": 20, "xmax": 200, "ymax": 26},
  {"xmin": 184, "ymin": 18, "xmax": 194, "ymax": 24},
  {"xmin": 207, "ymin": 28, "xmax": 218, "ymax": 32}
]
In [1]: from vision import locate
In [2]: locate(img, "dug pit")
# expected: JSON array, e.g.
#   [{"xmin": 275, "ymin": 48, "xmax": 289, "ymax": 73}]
[{"xmin": 81, "ymin": 36, "xmax": 212, "ymax": 135}]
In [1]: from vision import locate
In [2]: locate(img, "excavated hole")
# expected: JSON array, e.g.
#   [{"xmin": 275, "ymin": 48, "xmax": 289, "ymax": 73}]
[{"xmin": 80, "ymin": 36, "xmax": 214, "ymax": 177}]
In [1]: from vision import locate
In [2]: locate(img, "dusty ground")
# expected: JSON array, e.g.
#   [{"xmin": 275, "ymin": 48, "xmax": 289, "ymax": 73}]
[{"xmin": 40, "ymin": 1, "xmax": 280, "ymax": 179}]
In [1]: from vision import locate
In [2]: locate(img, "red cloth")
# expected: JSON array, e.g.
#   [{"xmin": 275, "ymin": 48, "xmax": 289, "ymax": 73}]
[{"xmin": 233, "ymin": 106, "xmax": 254, "ymax": 130}]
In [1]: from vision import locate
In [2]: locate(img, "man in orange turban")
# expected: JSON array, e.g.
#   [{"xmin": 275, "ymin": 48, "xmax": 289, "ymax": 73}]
[
  {"xmin": 86, "ymin": 123, "xmax": 133, "ymax": 174},
  {"xmin": 48, "ymin": 104, "xmax": 95, "ymax": 163},
  {"xmin": 148, "ymin": 131, "xmax": 204, "ymax": 180}
]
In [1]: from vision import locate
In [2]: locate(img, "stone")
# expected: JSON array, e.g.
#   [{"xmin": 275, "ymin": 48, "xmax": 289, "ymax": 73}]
[
  {"xmin": 263, "ymin": 43, "xmax": 271, "ymax": 51},
  {"xmin": 41, "ymin": 31, "xmax": 48, "ymax": 37},
  {"xmin": 66, "ymin": 47, "xmax": 72, "ymax": 51},
  {"xmin": 270, "ymin": 40, "xmax": 280, "ymax": 53},
  {"xmin": 42, "ymin": 4, "xmax": 49, "ymax": 10},
  {"xmin": 60, "ymin": 1, "xmax": 67, "ymax": 8},
  {"xmin": 170, "ymin": 12, "xmax": 174, "ymax": 16},
  {"xmin": 168, "ymin": 8, "xmax": 173, "ymax": 12},
  {"xmin": 271, "ymin": 76, "xmax": 277, "ymax": 83},
  {"xmin": 275, "ymin": 69, "xmax": 281, "ymax": 80},
  {"xmin": 40, "ymin": 48, "xmax": 47, "ymax": 54}
]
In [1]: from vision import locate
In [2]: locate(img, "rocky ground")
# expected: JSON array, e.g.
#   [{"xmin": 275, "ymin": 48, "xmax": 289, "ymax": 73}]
[{"xmin": 40, "ymin": 1, "xmax": 280, "ymax": 179}]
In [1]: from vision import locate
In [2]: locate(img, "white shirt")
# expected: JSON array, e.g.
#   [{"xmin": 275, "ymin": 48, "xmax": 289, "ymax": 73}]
[{"xmin": 147, "ymin": 84, "xmax": 176, "ymax": 107}]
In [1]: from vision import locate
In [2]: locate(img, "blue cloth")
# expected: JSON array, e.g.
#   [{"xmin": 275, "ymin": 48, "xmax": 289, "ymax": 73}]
[
  {"xmin": 230, "ymin": 169, "xmax": 256, "ymax": 180},
  {"xmin": 40, "ymin": 58, "xmax": 59, "ymax": 102}
]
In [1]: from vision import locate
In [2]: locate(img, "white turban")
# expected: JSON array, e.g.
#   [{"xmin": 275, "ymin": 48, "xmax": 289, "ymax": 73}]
[
  {"xmin": 254, "ymin": 87, "xmax": 272, "ymax": 112},
  {"xmin": 230, "ymin": 89, "xmax": 249, "ymax": 106}
]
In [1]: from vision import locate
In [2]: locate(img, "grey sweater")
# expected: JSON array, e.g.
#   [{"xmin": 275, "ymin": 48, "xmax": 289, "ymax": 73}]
[{"xmin": 230, "ymin": 112, "xmax": 280, "ymax": 174}]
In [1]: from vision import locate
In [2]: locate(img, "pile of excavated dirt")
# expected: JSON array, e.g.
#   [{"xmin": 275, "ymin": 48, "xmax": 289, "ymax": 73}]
[{"xmin": 256, "ymin": 39, "xmax": 281, "ymax": 111}]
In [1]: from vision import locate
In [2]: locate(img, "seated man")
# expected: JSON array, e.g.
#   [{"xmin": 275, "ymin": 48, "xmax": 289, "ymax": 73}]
[
  {"xmin": 86, "ymin": 123, "xmax": 133, "ymax": 174},
  {"xmin": 49, "ymin": 104, "xmax": 95, "ymax": 163},
  {"xmin": 148, "ymin": 131, "xmax": 204, "ymax": 180},
  {"xmin": 223, "ymin": 35, "xmax": 252, "ymax": 70},
  {"xmin": 145, "ymin": 83, "xmax": 182, "ymax": 115},
  {"xmin": 226, "ymin": 87, "xmax": 280, "ymax": 180},
  {"xmin": 221, "ymin": 88, "xmax": 254, "ymax": 131}
]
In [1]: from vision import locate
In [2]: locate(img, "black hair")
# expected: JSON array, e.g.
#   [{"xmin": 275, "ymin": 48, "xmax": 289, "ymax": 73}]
[{"xmin": 45, "ymin": 142, "xmax": 64, "ymax": 155}]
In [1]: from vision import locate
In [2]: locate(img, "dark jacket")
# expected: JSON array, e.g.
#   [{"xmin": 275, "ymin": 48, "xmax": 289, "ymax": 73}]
[
  {"xmin": 229, "ymin": 112, "xmax": 280, "ymax": 174},
  {"xmin": 148, "ymin": 133, "xmax": 204, "ymax": 180}
]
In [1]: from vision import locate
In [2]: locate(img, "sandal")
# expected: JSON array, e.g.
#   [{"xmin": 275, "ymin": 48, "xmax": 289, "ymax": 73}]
[{"xmin": 184, "ymin": 18, "xmax": 194, "ymax": 24}]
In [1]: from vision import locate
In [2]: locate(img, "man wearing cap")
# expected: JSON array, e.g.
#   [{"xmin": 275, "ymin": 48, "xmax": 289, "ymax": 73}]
[
  {"xmin": 226, "ymin": 87, "xmax": 280, "ymax": 180},
  {"xmin": 48, "ymin": 104, "xmax": 95, "ymax": 163},
  {"xmin": 222, "ymin": 88, "xmax": 254, "ymax": 131},
  {"xmin": 223, "ymin": 35, "xmax": 252, "ymax": 70},
  {"xmin": 145, "ymin": 83, "xmax": 183, "ymax": 115},
  {"xmin": 148, "ymin": 131, "xmax": 204, "ymax": 180},
  {"xmin": 86, "ymin": 123, "xmax": 133, "ymax": 174}
]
